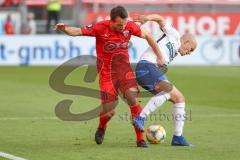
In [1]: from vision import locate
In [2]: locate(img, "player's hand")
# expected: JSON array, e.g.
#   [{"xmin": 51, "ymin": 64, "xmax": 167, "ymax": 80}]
[
  {"xmin": 156, "ymin": 58, "xmax": 165, "ymax": 66},
  {"xmin": 133, "ymin": 15, "xmax": 149, "ymax": 25},
  {"xmin": 54, "ymin": 23, "xmax": 66, "ymax": 31},
  {"xmin": 158, "ymin": 64, "xmax": 168, "ymax": 74},
  {"xmin": 157, "ymin": 59, "xmax": 168, "ymax": 74}
]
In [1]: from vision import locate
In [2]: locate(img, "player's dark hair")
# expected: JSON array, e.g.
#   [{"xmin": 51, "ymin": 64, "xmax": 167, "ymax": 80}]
[{"xmin": 110, "ymin": 6, "xmax": 128, "ymax": 21}]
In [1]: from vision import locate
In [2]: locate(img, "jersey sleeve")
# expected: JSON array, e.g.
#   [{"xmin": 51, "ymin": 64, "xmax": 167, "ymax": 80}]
[
  {"xmin": 80, "ymin": 23, "xmax": 98, "ymax": 37},
  {"xmin": 130, "ymin": 21, "xmax": 142, "ymax": 37}
]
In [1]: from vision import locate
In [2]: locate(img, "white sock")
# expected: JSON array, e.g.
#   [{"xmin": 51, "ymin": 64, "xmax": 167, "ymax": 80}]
[
  {"xmin": 140, "ymin": 92, "xmax": 170, "ymax": 119},
  {"xmin": 172, "ymin": 103, "xmax": 185, "ymax": 136}
]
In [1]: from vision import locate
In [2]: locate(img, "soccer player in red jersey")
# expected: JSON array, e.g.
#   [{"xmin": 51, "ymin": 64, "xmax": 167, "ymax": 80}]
[
  {"xmin": 4, "ymin": 15, "xmax": 15, "ymax": 35},
  {"xmin": 55, "ymin": 6, "xmax": 164, "ymax": 147}
]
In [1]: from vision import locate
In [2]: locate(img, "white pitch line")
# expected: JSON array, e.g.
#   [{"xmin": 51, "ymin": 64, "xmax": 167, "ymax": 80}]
[
  {"xmin": 0, "ymin": 152, "xmax": 27, "ymax": 160},
  {"xmin": 0, "ymin": 114, "xmax": 240, "ymax": 121},
  {"xmin": 194, "ymin": 114, "xmax": 240, "ymax": 118},
  {"xmin": 0, "ymin": 117, "xmax": 58, "ymax": 121}
]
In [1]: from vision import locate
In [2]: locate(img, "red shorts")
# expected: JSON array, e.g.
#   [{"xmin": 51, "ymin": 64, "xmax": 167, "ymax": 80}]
[{"xmin": 99, "ymin": 62, "xmax": 138, "ymax": 104}]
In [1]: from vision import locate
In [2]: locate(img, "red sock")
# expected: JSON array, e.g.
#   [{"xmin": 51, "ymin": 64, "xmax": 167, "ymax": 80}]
[
  {"xmin": 130, "ymin": 103, "xmax": 144, "ymax": 141},
  {"xmin": 98, "ymin": 111, "xmax": 113, "ymax": 129}
]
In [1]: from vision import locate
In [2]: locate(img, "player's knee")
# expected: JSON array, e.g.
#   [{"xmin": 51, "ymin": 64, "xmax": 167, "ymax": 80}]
[
  {"xmin": 155, "ymin": 81, "xmax": 173, "ymax": 93},
  {"xmin": 103, "ymin": 108, "xmax": 115, "ymax": 117},
  {"xmin": 170, "ymin": 91, "xmax": 185, "ymax": 103},
  {"xmin": 126, "ymin": 98, "xmax": 137, "ymax": 106},
  {"xmin": 177, "ymin": 93, "xmax": 185, "ymax": 103},
  {"xmin": 102, "ymin": 101, "xmax": 117, "ymax": 117},
  {"xmin": 124, "ymin": 94, "xmax": 136, "ymax": 105},
  {"xmin": 124, "ymin": 88, "xmax": 138, "ymax": 106},
  {"xmin": 106, "ymin": 110, "xmax": 115, "ymax": 117}
]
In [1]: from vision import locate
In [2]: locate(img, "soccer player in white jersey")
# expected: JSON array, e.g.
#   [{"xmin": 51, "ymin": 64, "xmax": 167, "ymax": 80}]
[{"xmin": 132, "ymin": 14, "xmax": 197, "ymax": 146}]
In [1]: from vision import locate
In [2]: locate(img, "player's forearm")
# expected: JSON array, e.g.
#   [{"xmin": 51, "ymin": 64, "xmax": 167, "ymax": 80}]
[
  {"xmin": 62, "ymin": 26, "xmax": 82, "ymax": 36},
  {"xmin": 147, "ymin": 14, "xmax": 166, "ymax": 28}
]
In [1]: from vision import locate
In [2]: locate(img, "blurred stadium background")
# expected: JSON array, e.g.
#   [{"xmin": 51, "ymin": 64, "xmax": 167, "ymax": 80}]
[
  {"xmin": 0, "ymin": 0, "xmax": 240, "ymax": 65},
  {"xmin": 0, "ymin": 0, "xmax": 240, "ymax": 160}
]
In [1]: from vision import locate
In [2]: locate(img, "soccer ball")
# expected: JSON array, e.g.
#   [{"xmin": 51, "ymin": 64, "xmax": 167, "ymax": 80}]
[{"xmin": 146, "ymin": 125, "xmax": 166, "ymax": 144}]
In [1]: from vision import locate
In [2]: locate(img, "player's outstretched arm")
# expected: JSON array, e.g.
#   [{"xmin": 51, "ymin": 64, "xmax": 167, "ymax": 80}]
[
  {"xmin": 54, "ymin": 23, "xmax": 83, "ymax": 36},
  {"xmin": 134, "ymin": 14, "xmax": 166, "ymax": 28},
  {"xmin": 141, "ymin": 28, "xmax": 165, "ymax": 65}
]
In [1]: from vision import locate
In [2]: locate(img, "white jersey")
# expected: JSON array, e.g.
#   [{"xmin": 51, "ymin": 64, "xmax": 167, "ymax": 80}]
[{"xmin": 141, "ymin": 22, "xmax": 181, "ymax": 65}]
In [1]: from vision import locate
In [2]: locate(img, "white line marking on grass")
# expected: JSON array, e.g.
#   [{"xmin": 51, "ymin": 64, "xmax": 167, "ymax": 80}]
[
  {"xmin": 0, "ymin": 152, "xmax": 27, "ymax": 160},
  {"xmin": 0, "ymin": 114, "xmax": 240, "ymax": 121},
  {"xmin": 195, "ymin": 114, "xmax": 240, "ymax": 118},
  {"xmin": 0, "ymin": 117, "xmax": 58, "ymax": 121}
]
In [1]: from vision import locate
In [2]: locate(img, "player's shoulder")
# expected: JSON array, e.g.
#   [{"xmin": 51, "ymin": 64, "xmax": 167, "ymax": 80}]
[
  {"xmin": 160, "ymin": 24, "xmax": 180, "ymax": 44},
  {"xmin": 170, "ymin": 27, "xmax": 181, "ymax": 40},
  {"xmin": 94, "ymin": 20, "xmax": 110, "ymax": 27},
  {"xmin": 126, "ymin": 20, "xmax": 140, "ymax": 28},
  {"xmin": 90, "ymin": 20, "xmax": 110, "ymax": 31},
  {"xmin": 163, "ymin": 22, "xmax": 180, "ymax": 36},
  {"xmin": 125, "ymin": 21, "xmax": 141, "ymax": 35}
]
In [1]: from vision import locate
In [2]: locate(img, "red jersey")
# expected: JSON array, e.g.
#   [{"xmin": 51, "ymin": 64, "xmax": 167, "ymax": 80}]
[
  {"xmin": 81, "ymin": 20, "xmax": 142, "ymax": 78},
  {"xmin": 81, "ymin": 20, "xmax": 142, "ymax": 104},
  {"xmin": 4, "ymin": 20, "xmax": 15, "ymax": 35}
]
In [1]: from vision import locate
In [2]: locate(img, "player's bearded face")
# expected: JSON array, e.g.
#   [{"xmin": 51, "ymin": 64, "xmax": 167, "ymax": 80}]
[{"xmin": 111, "ymin": 17, "xmax": 127, "ymax": 32}]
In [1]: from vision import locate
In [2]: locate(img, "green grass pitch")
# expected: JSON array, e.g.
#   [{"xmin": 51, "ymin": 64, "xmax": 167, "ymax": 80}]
[{"xmin": 0, "ymin": 66, "xmax": 239, "ymax": 160}]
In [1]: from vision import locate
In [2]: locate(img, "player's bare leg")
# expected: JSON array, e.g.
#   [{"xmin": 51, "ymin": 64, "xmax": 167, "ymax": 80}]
[
  {"xmin": 132, "ymin": 81, "xmax": 172, "ymax": 131},
  {"xmin": 95, "ymin": 101, "xmax": 117, "ymax": 144},
  {"xmin": 155, "ymin": 83, "xmax": 192, "ymax": 146},
  {"xmin": 168, "ymin": 87, "xmax": 192, "ymax": 146},
  {"xmin": 134, "ymin": 81, "xmax": 192, "ymax": 146},
  {"xmin": 122, "ymin": 87, "xmax": 148, "ymax": 148}
]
